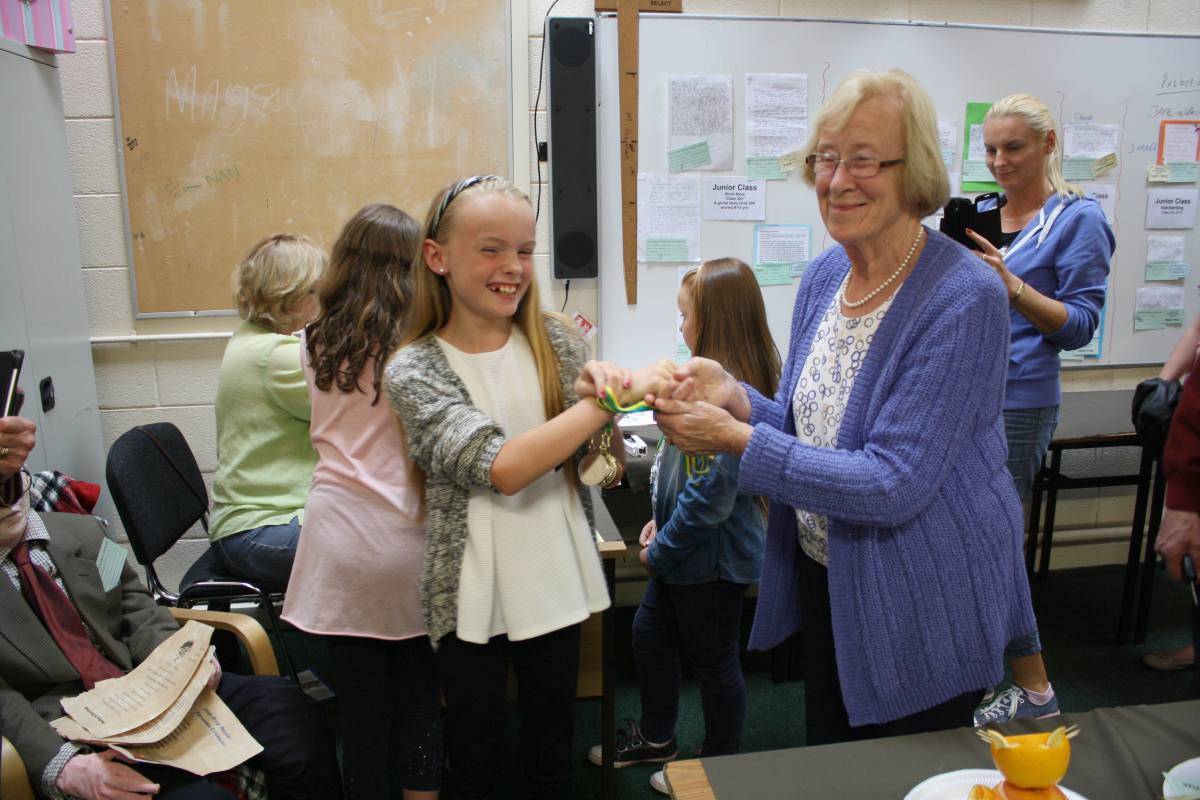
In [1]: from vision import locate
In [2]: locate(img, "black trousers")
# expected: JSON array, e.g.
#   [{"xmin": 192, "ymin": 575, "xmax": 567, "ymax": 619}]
[
  {"xmin": 798, "ymin": 552, "xmax": 982, "ymax": 746},
  {"xmin": 438, "ymin": 624, "xmax": 581, "ymax": 800},
  {"xmin": 326, "ymin": 633, "xmax": 443, "ymax": 797},
  {"xmin": 136, "ymin": 672, "xmax": 342, "ymax": 799}
]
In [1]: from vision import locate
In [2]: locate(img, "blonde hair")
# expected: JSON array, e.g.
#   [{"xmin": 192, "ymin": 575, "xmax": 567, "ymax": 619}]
[
  {"xmin": 986, "ymin": 93, "xmax": 1083, "ymax": 199},
  {"xmin": 232, "ymin": 234, "xmax": 326, "ymax": 330},
  {"xmin": 801, "ymin": 68, "xmax": 949, "ymax": 218},
  {"xmin": 402, "ymin": 176, "xmax": 574, "ymax": 479}
]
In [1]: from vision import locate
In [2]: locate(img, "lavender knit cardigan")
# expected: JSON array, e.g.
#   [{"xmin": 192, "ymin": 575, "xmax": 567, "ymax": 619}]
[{"xmin": 740, "ymin": 229, "xmax": 1039, "ymax": 727}]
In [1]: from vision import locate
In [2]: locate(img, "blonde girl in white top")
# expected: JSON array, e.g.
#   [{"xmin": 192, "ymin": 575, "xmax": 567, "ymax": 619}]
[{"xmin": 385, "ymin": 176, "xmax": 671, "ymax": 799}]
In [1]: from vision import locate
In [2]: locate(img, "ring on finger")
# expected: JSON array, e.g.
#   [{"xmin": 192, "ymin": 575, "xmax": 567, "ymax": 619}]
[{"xmin": 0, "ymin": 446, "xmax": 8, "ymax": 458}]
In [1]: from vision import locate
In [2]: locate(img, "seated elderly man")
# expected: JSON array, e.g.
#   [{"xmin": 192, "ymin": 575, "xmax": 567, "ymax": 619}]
[{"xmin": 0, "ymin": 414, "xmax": 341, "ymax": 799}]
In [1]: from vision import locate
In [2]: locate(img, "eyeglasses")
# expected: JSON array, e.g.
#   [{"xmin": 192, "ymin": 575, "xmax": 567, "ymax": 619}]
[{"xmin": 805, "ymin": 153, "xmax": 905, "ymax": 178}]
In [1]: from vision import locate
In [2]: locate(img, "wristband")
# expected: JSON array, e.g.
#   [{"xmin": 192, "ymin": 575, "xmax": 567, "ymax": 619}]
[
  {"xmin": 1011, "ymin": 281, "xmax": 1027, "ymax": 305},
  {"xmin": 595, "ymin": 385, "xmax": 653, "ymax": 414}
]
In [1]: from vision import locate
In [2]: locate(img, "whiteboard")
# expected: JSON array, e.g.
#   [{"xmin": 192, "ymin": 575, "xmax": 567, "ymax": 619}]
[{"xmin": 595, "ymin": 15, "xmax": 1200, "ymax": 370}]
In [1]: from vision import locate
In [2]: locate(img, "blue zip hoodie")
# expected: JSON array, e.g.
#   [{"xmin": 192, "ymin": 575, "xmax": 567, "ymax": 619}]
[
  {"xmin": 1003, "ymin": 193, "xmax": 1113, "ymax": 409},
  {"xmin": 647, "ymin": 441, "xmax": 765, "ymax": 585}
]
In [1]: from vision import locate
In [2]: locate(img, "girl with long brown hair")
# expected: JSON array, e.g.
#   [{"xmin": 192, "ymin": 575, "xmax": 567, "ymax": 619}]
[
  {"xmin": 282, "ymin": 204, "xmax": 441, "ymax": 799},
  {"xmin": 589, "ymin": 258, "xmax": 779, "ymax": 795},
  {"xmin": 384, "ymin": 176, "xmax": 672, "ymax": 799}
]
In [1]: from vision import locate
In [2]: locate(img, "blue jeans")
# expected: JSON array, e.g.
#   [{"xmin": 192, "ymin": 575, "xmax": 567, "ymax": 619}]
[
  {"xmin": 212, "ymin": 516, "xmax": 300, "ymax": 589},
  {"xmin": 632, "ymin": 578, "xmax": 748, "ymax": 757},
  {"xmin": 1002, "ymin": 406, "xmax": 1058, "ymax": 660},
  {"xmin": 1003, "ymin": 405, "xmax": 1060, "ymax": 500}
]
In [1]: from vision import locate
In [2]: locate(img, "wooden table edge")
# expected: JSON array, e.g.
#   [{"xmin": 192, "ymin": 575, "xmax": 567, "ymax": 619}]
[{"xmin": 665, "ymin": 758, "xmax": 715, "ymax": 799}]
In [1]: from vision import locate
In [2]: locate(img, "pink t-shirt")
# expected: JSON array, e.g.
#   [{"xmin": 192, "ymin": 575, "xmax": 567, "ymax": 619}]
[{"xmin": 282, "ymin": 343, "xmax": 427, "ymax": 640}]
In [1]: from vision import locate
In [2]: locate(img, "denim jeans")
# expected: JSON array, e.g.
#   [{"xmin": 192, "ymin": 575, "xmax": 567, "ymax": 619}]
[
  {"xmin": 632, "ymin": 577, "xmax": 748, "ymax": 757},
  {"xmin": 1002, "ymin": 406, "xmax": 1058, "ymax": 660},
  {"xmin": 212, "ymin": 516, "xmax": 301, "ymax": 589},
  {"xmin": 1003, "ymin": 405, "xmax": 1060, "ymax": 500}
]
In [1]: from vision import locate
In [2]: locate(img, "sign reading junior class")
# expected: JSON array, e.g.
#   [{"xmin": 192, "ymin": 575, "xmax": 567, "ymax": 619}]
[{"xmin": 703, "ymin": 177, "xmax": 767, "ymax": 221}]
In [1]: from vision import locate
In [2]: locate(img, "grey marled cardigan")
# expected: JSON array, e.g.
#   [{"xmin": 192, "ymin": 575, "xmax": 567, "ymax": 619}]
[{"xmin": 384, "ymin": 314, "xmax": 596, "ymax": 647}]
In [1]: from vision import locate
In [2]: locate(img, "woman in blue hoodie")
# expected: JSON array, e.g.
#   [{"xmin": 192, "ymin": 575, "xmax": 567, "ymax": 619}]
[
  {"xmin": 967, "ymin": 93, "xmax": 1115, "ymax": 724},
  {"xmin": 588, "ymin": 258, "xmax": 779, "ymax": 795}
]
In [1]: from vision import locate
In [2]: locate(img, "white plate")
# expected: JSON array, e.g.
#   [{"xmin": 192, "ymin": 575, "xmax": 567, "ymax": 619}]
[
  {"xmin": 904, "ymin": 769, "xmax": 1087, "ymax": 800},
  {"xmin": 1163, "ymin": 757, "xmax": 1200, "ymax": 798}
]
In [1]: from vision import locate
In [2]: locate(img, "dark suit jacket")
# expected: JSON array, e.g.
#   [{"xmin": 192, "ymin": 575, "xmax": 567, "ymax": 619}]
[{"xmin": 0, "ymin": 512, "xmax": 178, "ymax": 787}]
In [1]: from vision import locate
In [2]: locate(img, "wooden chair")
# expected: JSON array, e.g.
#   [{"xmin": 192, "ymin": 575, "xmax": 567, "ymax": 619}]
[{"xmin": 1, "ymin": 606, "xmax": 278, "ymax": 800}]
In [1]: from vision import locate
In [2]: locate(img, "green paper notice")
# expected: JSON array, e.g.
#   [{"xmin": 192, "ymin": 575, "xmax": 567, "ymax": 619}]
[
  {"xmin": 645, "ymin": 238, "xmax": 689, "ymax": 262},
  {"xmin": 1135, "ymin": 309, "xmax": 1184, "ymax": 330},
  {"xmin": 1145, "ymin": 262, "xmax": 1190, "ymax": 281},
  {"xmin": 1061, "ymin": 158, "xmax": 1096, "ymax": 181},
  {"xmin": 961, "ymin": 102, "xmax": 999, "ymax": 193},
  {"xmin": 746, "ymin": 157, "xmax": 786, "ymax": 180},
  {"xmin": 1167, "ymin": 161, "xmax": 1199, "ymax": 183},
  {"xmin": 753, "ymin": 263, "xmax": 793, "ymax": 286},
  {"xmin": 668, "ymin": 140, "xmax": 712, "ymax": 173}
]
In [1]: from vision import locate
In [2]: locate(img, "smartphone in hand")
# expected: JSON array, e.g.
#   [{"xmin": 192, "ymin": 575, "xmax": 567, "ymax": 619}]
[{"xmin": 0, "ymin": 350, "xmax": 23, "ymax": 417}]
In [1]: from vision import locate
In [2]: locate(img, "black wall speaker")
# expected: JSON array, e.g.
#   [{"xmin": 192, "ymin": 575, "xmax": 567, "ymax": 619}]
[{"xmin": 547, "ymin": 18, "xmax": 598, "ymax": 280}]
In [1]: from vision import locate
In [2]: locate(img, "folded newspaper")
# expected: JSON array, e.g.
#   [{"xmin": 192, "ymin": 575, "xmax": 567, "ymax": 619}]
[{"xmin": 50, "ymin": 620, "xmax": 263, "ymax": 776}]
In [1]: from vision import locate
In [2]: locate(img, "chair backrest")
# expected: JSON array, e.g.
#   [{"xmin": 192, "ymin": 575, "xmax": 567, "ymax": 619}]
[{"xmin": 105, "ymin": 423, "xmax": 209, "ymax": 566}]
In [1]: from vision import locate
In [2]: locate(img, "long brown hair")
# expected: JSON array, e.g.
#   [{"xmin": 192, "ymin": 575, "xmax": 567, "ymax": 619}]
[
  {"xmin": 306, "ymin": 204, "xmax": 421, "ymax": 403},
  {"xmin": 682, "ymin": 258, "xmax": 780, "ymax": 398}
]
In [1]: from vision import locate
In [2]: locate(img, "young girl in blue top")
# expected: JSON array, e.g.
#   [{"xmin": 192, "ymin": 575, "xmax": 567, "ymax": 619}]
[
  {"xmin": 967, "ymin": 93, "xmax": 1114, "ymax": 725},
  {"xmin": 590, "ymin": 258, "xmax": 779, "ymax": 795}
]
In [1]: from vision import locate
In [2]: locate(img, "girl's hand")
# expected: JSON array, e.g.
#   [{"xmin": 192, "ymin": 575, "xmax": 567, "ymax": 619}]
[
  {"xmin": 639, "ymin": 518, "xmax": 657, "ymax": 547},
  {"xmin": 965, "ymin": 229, "xmax": 1022, "ymax": 299},
  {"xmin": 639, "ymin": 544, "xmax": 654, "ymax": 573},
  {"xmin": 575, "ymin": 360, "xmax": 632, "ymax": 401},
  {"xmin": 654, "ymin": 398, "xmax": 752, "ymax": 456},
  {"xmin": 625, "ymin": 359, "xmax": 676, "ymax": 405}
]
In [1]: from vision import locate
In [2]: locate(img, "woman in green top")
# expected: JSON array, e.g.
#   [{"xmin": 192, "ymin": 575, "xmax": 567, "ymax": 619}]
[{"xmin": 209, "ymin": 234, "xmax": 327, "ymax": 589}]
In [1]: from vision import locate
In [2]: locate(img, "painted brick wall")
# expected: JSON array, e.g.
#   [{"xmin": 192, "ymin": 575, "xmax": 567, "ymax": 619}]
[{"xmin": 59, "ymin": 0, "xmax": 1200, "ymax": 585}]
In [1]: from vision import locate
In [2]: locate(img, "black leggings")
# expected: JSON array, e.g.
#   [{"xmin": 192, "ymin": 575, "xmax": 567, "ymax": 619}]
[
  {"xmin": 437, "ymin": 624, "xmax": 581, "ymax": 800},
  {"xmin": 326, "ymin": 634, "xmax": 443, "ymax": 797}
]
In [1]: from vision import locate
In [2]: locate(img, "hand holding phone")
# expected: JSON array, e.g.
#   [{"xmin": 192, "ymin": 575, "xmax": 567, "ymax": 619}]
[{"xmin": 1, "ymin": 350, "xmax": 23, "ymax": 417}]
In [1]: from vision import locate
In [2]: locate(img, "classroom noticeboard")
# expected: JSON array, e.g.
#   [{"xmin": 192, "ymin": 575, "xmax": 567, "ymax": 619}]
[
  {"xmin": 595, "ymin": 15, "xmax": 1200, "ymax": 370},
  {"xmin": 111, "ymin": 1, "xmax": 511, "ymax": 315}
]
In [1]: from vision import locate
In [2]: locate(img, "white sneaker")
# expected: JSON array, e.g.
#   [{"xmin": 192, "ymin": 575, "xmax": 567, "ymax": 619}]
[{"xmin": 650, "ymin": 769, "xmax": 669, "ymax": 795}]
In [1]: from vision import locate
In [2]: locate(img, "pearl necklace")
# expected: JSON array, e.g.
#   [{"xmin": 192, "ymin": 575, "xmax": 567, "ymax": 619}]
[{"xmin": 840, "ymin": 227, "xmax": 925, "ymax": 309}]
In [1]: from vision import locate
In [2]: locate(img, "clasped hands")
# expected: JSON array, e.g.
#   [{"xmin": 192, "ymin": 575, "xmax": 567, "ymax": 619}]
[{"xmin": 576, "ymin": 357, "xmax": 751, "ymax": 456}]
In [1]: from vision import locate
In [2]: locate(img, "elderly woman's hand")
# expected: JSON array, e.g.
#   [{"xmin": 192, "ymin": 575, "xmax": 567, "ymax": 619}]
[
  {"xmin": 965, "ymin": 229, "xmax": 1023, "ymax": 300},
  {"xmin": 653, "ymin": 397, "xmax": 752, "ymax": 456},
  {"xmin": 651, "ymin": 357, "xmax": 748, "ymax": 414}
]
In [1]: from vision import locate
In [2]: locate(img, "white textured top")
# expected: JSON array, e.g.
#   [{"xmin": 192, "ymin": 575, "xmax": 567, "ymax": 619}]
[
  {"xmin": 791, "ymin": 274, "xmax": 895, "ymax": 566},
  {"xmin": 439, "ymin": 330, "xmax": 609, "ymax": 643}
]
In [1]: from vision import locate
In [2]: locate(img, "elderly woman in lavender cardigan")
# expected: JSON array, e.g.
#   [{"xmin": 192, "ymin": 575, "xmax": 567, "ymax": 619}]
[{"xmin": 650, "ymin": 69, "xmax": 1038, "ymax": 745}]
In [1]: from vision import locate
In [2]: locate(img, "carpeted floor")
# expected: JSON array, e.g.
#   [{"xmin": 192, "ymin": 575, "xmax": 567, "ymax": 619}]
[{"xmin": 278, "ymin": 563, "xmax": 1195, "ymax": 798}]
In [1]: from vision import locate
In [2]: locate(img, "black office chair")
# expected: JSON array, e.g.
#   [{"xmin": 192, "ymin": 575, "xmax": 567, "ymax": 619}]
[{"xmin": 105, "ymin": 422, "xmax": 297, "ymax": 680}]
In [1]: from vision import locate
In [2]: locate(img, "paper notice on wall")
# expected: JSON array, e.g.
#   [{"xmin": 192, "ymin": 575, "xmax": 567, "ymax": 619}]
[
  {"xmin": 744, "ymin": 73, "xmax": 808, "ymax": 159},
  {"xmin": 1063, "ymin": 123, "xmax": 1120, "ymax": 159},
  {"xmin": 637, "ymin": 173, "xmax": 701, "ymax": 262},
  {"xmin": 1135, "ymin": 285, "xmax": 1185, "ymax": 329},
  {"xmin": 755, "ymin": 224, "xmax": 811, "ymax": 268},
  {"xmin": 938, "ymin": 120, "xmax": 957, "ymax": 167},
  {"xmin": 1145, "ymin": 188, "xmax": 1198, "ymax": 229},
  {"xmin": 1145, "ymin": 235, "xmax": 1189, "ymax": 280},
  {"xmin": 1158, "ymin": 120, "xmax": 1200, "ymax": 165},
  {"xmin": 703, "ymin": 177, "xmax": 766, "ymax": 220},
  {"xmin": 669, "ymin": 75, "xmax": 733, "ymax": 171},
  {"xmin": 961, "ymin": 102, "xmax": 998, "ymax": 191},
  {"xmin": 1079, "ymin": 182, "xmax": 1117, "ymax": 224}
]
